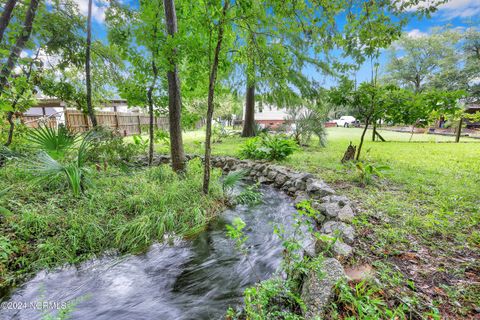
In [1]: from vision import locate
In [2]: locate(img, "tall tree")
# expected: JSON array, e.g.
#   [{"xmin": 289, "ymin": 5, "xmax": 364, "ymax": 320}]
[
  {"xmin": 85, "ymin": 0, "xmax": 97, "ymax": 127},
  {"xmin": 203, "ymin": 0, "xmax": 230, "ymax": 194},
  {"xmin": 241, "ymin": 34, "xmax": 256, "ymax": 137},
  {"xmin": 0, "ymin": 0, "xmax": 17, "ymax": 43},
  {"xmin": 163, "ymin": 0, "xmax": 185, "ymax": 172},
  {"xmin": 385, "ymin": 30, "xmax": 460, "ymax": 93},
  {"xmin": 0, "ymin": 0, "xmax": 40, "ymax": 94}
]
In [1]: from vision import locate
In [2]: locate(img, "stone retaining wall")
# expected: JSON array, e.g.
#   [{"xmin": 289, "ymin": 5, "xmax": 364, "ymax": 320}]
[{"xmin": 146, "ymin": 154, "xmax": 357, "ymax": 319}]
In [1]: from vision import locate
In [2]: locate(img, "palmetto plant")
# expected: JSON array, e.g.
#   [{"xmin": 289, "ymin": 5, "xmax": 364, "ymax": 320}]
[
  {"xmin": 27, "ymin": 131, "xmax": 95, "ymax": 196},
  {"xmin": 222, "ymin": 170, "xmax": 246, "ymax": 195},
  {"xmin": 27, "ymin": 125, "xmax": 78, "ymax": 159}
]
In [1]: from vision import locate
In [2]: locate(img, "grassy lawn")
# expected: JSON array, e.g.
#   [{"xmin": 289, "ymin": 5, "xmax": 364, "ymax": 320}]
[{"xmin": 157, "ymin": 127, "xmax": 480, "ymax": 318}]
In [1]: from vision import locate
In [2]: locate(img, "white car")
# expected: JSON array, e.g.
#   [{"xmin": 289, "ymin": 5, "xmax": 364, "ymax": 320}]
[{"xmin": 334, "ymin": 116, "xmax": 357, "ymax": 127}]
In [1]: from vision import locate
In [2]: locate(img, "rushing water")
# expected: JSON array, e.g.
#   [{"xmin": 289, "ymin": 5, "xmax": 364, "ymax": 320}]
[{"xmin": 1, "ymin": 185, "xmax": 301, "ymax": 320}]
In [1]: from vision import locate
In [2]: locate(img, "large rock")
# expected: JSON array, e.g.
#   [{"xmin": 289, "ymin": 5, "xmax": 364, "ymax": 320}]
[
  {"xmin": 306, "ymin": 179, "xmax": 335, "ymax": 197},
  {"xmin": 301, "ymin": 258, "xmax": 345, "ymax": 319},
  {"xmin": 274, "ymin": 173, "xmax": 288, "ymax": 187},
  {"xmin": 315, "ymin": 202, "xmax": 340, "ymax": 219},
  {"xmin": 321, "ymin": 221, "xmax": 355, "ymax": 244},
  {"xmin": 337, "ymin": 205, "xmax": 355, "ymax": 222},
  {"xmin": 322, "ymin": 195, "xmax": 350, "ymax": 206},
  {"xmin": 267, "ymin": 169, "xmax": 278, "ymax": 180},
  {"xmin": 294, "ymin": 179, "xmax": 307, "ymax": 191},
  {"xmin": 332, "ymin": 241, "xmax": 353, "ymax": 260}
]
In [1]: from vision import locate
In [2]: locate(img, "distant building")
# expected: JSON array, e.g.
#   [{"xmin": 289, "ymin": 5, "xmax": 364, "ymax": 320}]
[
  {"xmin": 242, "ymin": 103, "xmax": 290, "ymax": 129},
  {"xmin": 24, "ymin": 96, "xmax": 141, "ymax": 125}
]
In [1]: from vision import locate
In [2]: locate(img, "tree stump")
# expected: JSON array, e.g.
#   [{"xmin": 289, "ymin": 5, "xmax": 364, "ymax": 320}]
[{"xmin": 341, "ymin": 142, "xmax": 356, "ymax": 163}]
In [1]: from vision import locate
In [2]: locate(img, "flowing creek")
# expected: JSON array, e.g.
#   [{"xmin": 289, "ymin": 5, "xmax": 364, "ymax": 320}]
[{"xmin": 1, "ymin": 185, "xmax": 302, "ymax": 320}]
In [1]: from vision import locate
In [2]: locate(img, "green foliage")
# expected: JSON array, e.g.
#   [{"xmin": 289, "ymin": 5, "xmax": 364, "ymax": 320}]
[
  {"xmin": 0, "ymin": 187, "xmax": 12, "ymax": 216},
  {"xmin": 234, "ymin": 184, "xmax": 263, "ymax": 206},
  {"xmin": 212, "ymin": 124, "xmax": 235, "ymax": 143},
  {"xmin": 226, "ymin": 217, "xmax": 248, "ymax": 250},
  {"xmin": 240, "ymin": 134, "xmax": 297, "ymax": 161},
  {"xmin": 222, "ymin": 170, "xmax": 246, "ymax": 194},
  {"xmin": 351, "ymin": 162, "xmax": 390, "ymax": 186},
  {"xmin": 27, "ymin": 125, "xmax": 78, "ymax": 160},
  {"xmin": 0, "ymin": 159, "xmax": 224, "ymax": 290},
  {"xmin": 154, "ymin": 129, "xmax": 170, "ymax": 145},
  {"xmin": 0, "ymin": 235, "xmax": 17, "ymax": 265},
  {"xmin": 329, "ymin": 280, "xmax": 410, "ymax": 319},
  {"xmin": 289, "ymin": 108, "xmax": 328, "ymax": 147},
  {"xmin": 243, "ymin": 277, "xmax": 304, "ymax": 320},
  {"xmin": 87, "ymin": 128, "xmax": 143, "ymax": 166},
  {"xmin": 132, "ymin": 134, "xmax": 149, "ymax": 153},
  {"xmin": 25, "ymin": 131, "xmax": 96, "ymax": 196}
]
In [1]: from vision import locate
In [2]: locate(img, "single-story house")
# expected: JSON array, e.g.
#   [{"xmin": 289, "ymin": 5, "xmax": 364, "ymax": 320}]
[{"xmin": 242, "ymin": 103, "xmax": 291, "ymax": 129}]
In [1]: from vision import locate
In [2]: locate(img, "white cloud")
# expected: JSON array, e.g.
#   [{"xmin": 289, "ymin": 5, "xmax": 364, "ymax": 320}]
[
  {"xmin": 404, "ymin": 0, "xmax": 480, "ymax": 20},
  {"xmin": 74, "ymin": 0, "xmax": 108, "ymax": 23},
  {"xmin": 437, "ymin": 0, "xmax": 480, "ymax": 19},
  {"xmin": 406, "ymin": 29, "xmax": 428, "ymax": 38}
]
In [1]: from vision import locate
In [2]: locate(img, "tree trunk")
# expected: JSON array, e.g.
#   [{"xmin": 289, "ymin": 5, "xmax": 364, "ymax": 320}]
[
  {"xmin": 5, "ymin": 111, "xmax": 14, "ymax": 147},
  {"xmin": 0, "ymin": 0, "xmax": 17, "ymax": 43},
  {"xmin": 372, "ymin": 122, "xmax": 376, "ymax": 141},
  {"xmin": 242, "ymin": 79, "xmax": 256, "ymax": 137},
  {"xmin": 147, "ymin": 59, "xmax": 158, "ymax": 166},
  {"xmin": 355, "ymin": 117, "xmax": 370, "ymax": 161},
  {"xmin": 163, "ymin": 0, "xmax": 185, "ymax": 173},
  {"xmin": 203, "ymin": 0, "xmax": 229, "ymax": 195},
  {"xmin": 85, "ymin": 0, "xmax": 97, "ymax": 127},
  {"xmin": 0, "ymin": 0, "xmax": 39, "ymax": 93},
  {"xmin": 455, "ymin": 117, "xmax": 463, "ymax": 143}
]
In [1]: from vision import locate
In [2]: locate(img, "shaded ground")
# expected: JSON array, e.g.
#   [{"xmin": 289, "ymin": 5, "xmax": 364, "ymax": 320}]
[{"xmin": 151, "ymin": 127, "xmax": 480, "ymax": 318}]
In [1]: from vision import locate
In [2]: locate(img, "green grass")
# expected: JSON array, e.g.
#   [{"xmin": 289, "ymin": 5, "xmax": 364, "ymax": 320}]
[
  {"xmin": 0, "ymin": 159, "xmax": 225, "ymax": 295},
  {"xmin": 163, "ymin": 127, "xmax": 480, "ymax": 318}
]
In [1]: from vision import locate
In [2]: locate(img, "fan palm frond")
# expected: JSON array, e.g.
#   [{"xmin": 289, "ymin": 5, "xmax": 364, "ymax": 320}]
[
  {"xmin": 222, "ymin": 170, "xmax": 246, "ymax": 193},
  {"xmin": 27, "ymin": 125, "xmax": 78, "ymax": 159}
]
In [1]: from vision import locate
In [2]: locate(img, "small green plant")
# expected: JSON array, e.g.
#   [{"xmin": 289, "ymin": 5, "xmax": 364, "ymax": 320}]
[
  {"xmin": 132, "ymin": 134, "xmax": 149, "ymax": 153},
  {"xmin": 0, "ymin": 187, "xmax": 12, "ymax": 216},
  {"xmin": 240, "ymin": 134, "xmax": 297, "ymax": 161},
  {"xmin": 352, "ymin": 161, "xmax": 390, "ymax": 186},
  {"xmin": 330, "ymin": 279, "xmax": 411, "ymax": 319},
  {"xmin": 212, "ymin": 124, "xmax": 235, "ymax": 143},
  {"xmin": 27, "ymin": 125, "xmax": 78, "ymax": 159},
  {"xmin": 87, "ymin": 128, "xmax": 142, "ymax": 166},
  {"xmin": 234, "ymin": 183, "xmax": 263, "ymax": 206},
  {"xmin": 0, "ymin": 235, "xmax": 17, "ymax": 264},
  {"xmin": 154, "ymin": 129, "xmax": 170, "ymax": 145},
  {"xmin": 226, "ymin": 217, "xmax": 249, "ymax": 250},
  {"xmin": 26, "ymin": 131, "xmax": 95, "ymax": 196},
  {"xmin": 222, "ymin": 170, "xmax": 246, "ymax": 195}
]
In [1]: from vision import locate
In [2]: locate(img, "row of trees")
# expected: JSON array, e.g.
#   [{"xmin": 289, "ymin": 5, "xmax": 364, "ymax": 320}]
[
  {"xmin": 326, "ymin": 25, "xmax": 480, "ymax": 159},
  {"xmin": 0, "ymin": 0, "xmax": 446, "ymax": 191}
]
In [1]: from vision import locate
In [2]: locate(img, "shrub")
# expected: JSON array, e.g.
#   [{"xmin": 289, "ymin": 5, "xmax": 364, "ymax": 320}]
[
  {"xmin": 87, "ymin": 128, "xmax": 143, "ymax": 166},
  {"xmin": 27, "ymin": 125, "xmax": 77, "ymax": 159},
  {"xmin": 351, "ymin": 161, "xmax": 390, "ymax": 186},
  {"xmin": 25, "ymin": 131, "xmax": 96, "ymax": 196},
  {"xmin": 240, "ymin": 134, "xmax": 297, "ymax": 161}
]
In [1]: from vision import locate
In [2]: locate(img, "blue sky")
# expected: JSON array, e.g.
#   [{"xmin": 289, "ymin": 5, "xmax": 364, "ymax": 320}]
[{"xmin": 87, "ymin": 0, "xmax": 479, "ymax": 88}]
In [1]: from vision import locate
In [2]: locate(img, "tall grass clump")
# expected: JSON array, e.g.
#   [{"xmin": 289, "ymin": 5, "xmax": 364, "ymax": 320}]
[
  {"xmin": 240, "ymin": 134, "xmax": 297, "ymax": 161},
  {"xmin": 0, "ymin": 158, "xmax": 224, "ymax": 291}
]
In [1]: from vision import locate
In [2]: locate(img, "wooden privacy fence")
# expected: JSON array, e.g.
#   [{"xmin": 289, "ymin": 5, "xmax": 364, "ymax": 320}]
[{"xmin": 65, "ymin": 110, "xmax": 169, "ymax": 136}]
